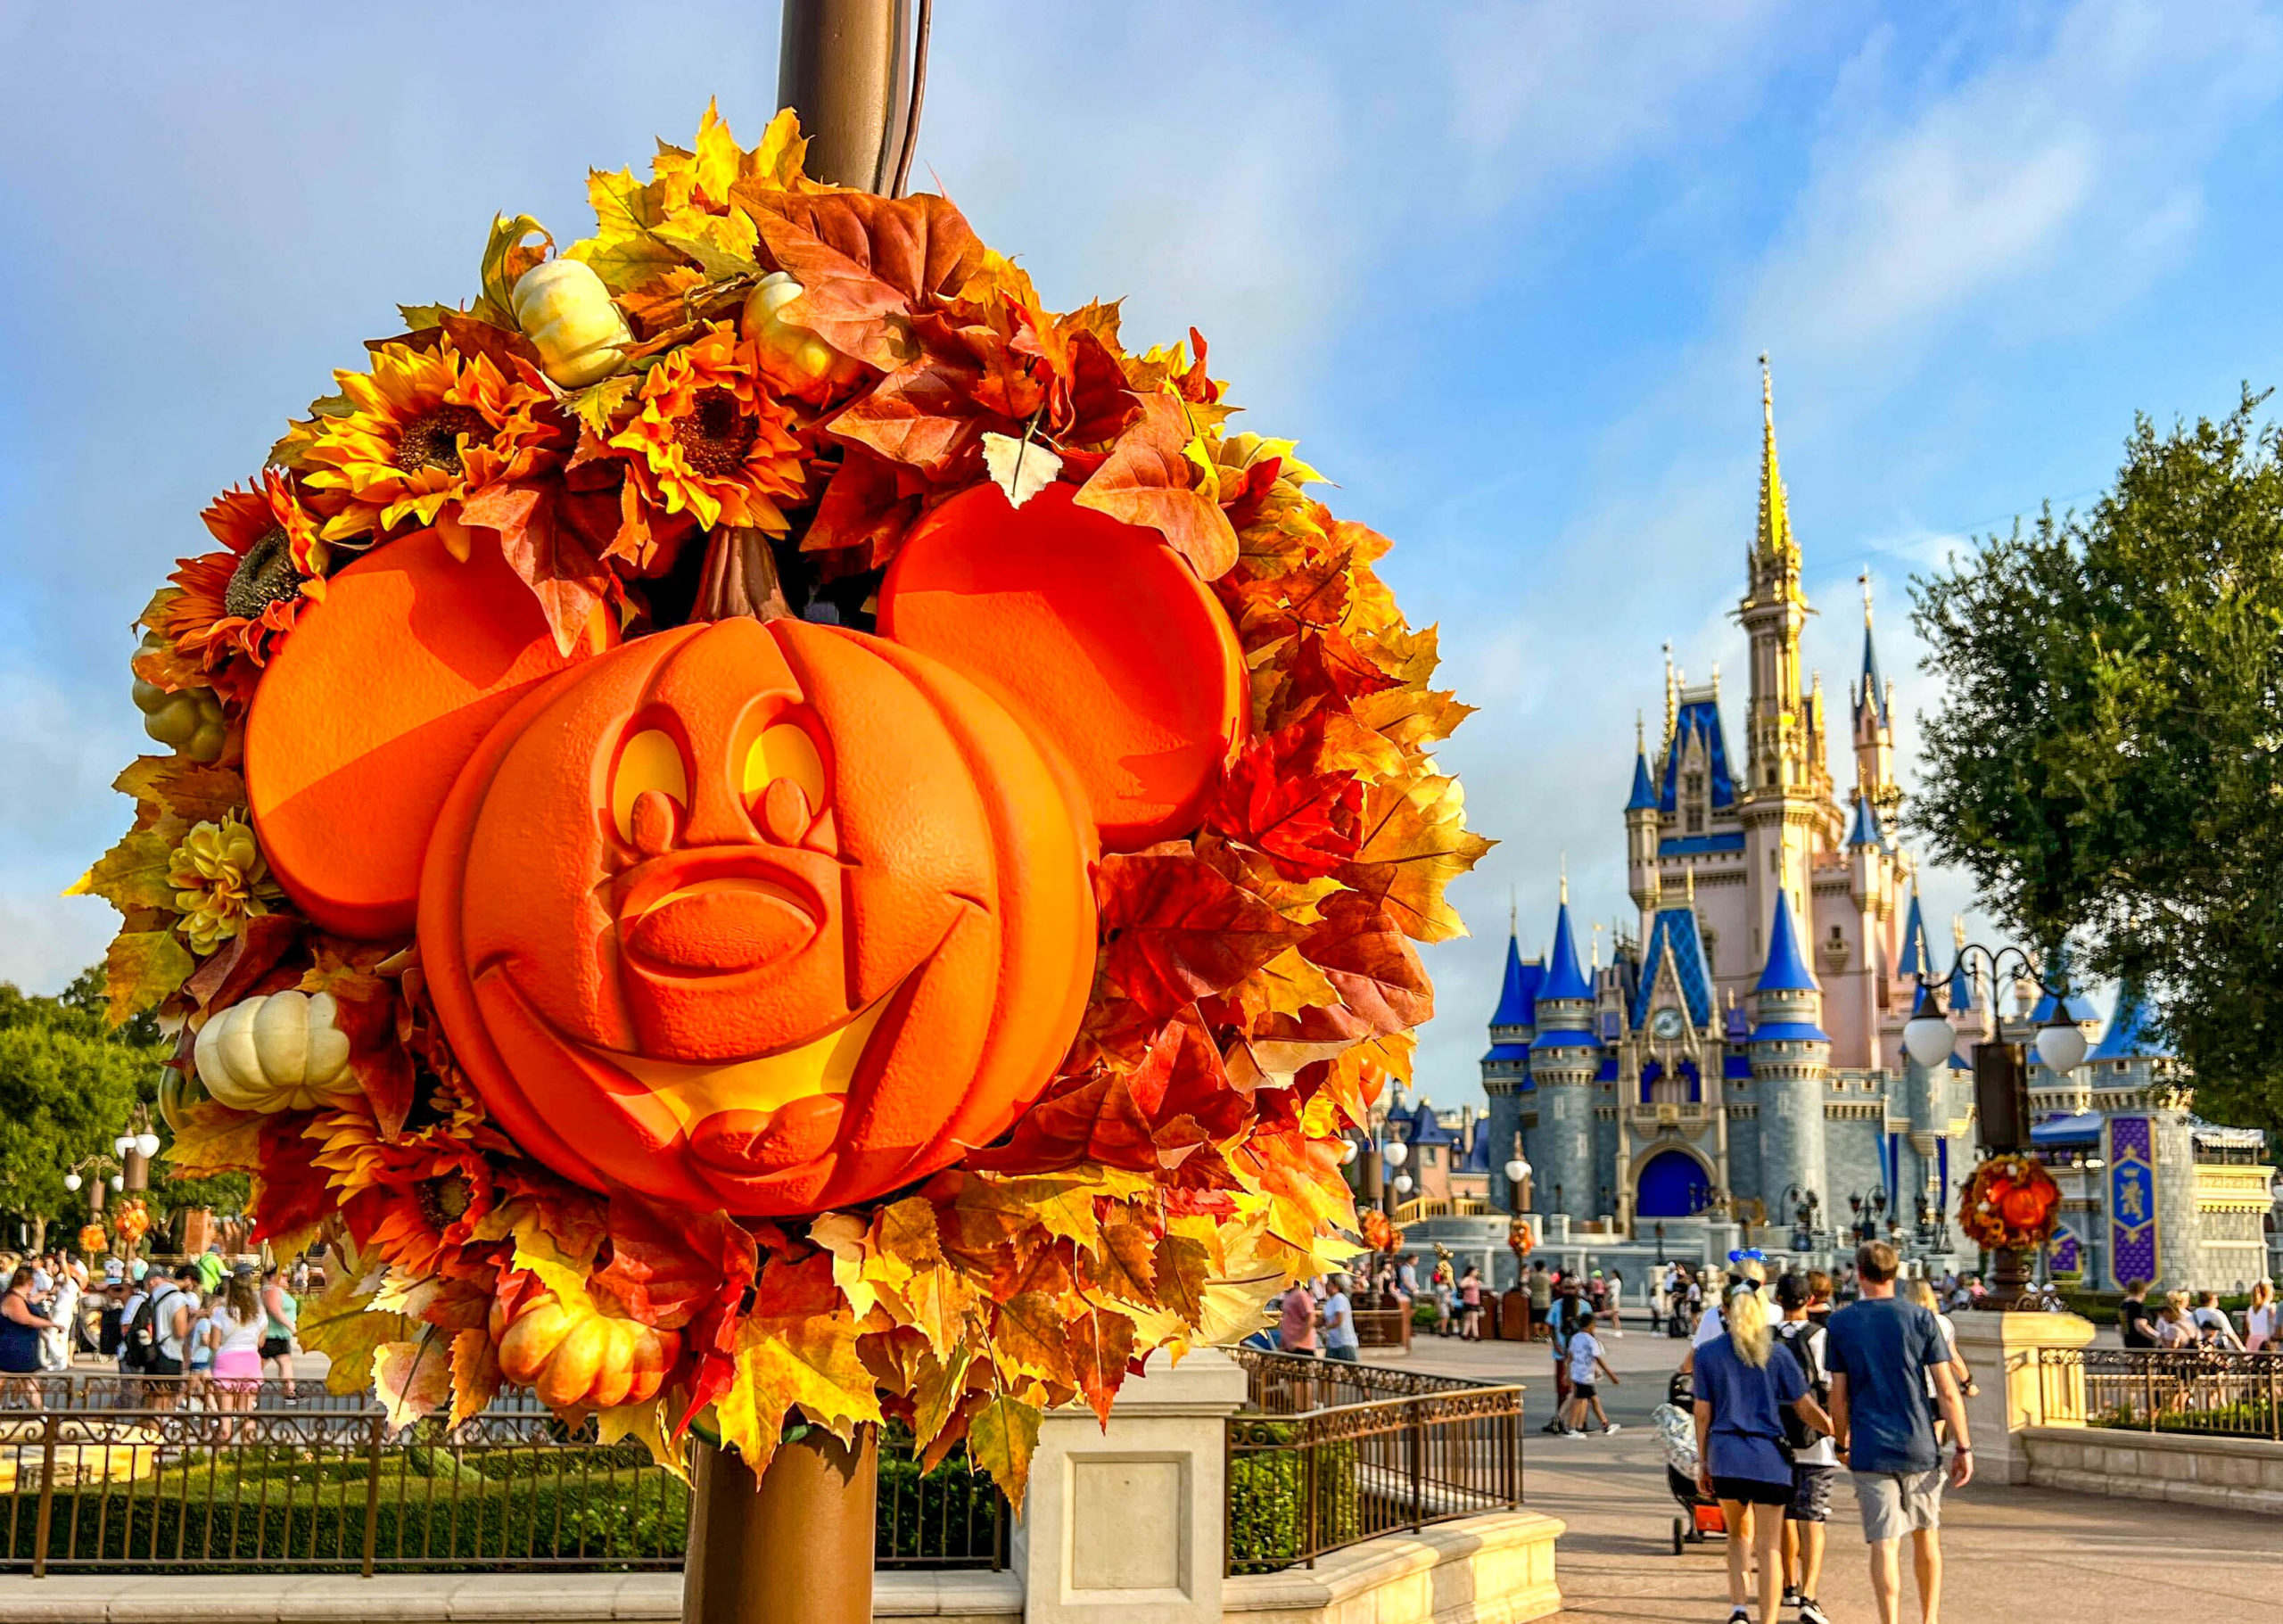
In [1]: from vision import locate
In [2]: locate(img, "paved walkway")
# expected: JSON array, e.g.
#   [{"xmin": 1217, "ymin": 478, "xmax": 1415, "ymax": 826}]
[{"xmin": 1372, "ymin": 1315, "xmax": 2283, "ymax": 1624}]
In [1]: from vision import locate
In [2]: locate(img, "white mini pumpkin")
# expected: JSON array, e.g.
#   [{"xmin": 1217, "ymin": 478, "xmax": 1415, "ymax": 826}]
[
  {"xmin": 194, "ymin": 990, "xmax": 357, "ymax": 1113},
  {"xmin": 509, "ymin": 259, "xmax": 632, "ymax": 389}
]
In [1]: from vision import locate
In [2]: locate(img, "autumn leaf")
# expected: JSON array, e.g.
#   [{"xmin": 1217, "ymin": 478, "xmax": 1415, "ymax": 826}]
[
  {"xmin": 829, "ymin": 350, "xmax": 993, "ymax": 481},
  {"xmin": 982, "ymin": 431, "xmax": 1064, "ymax": 508},
  {"xmin": 112, "ymin": 756, "xmax": 246, "ymax": 825},
  {"xmin": 963, "ymin": 1068, "xmax": 1158, "ymax": 1175},
  {"xmin": 715, "ymin": 1252, "xmax": 883, "ymax": 1473},
  {"xmin": 456, "ymin": 480, "xmax": 617, "ymax": 657},
  {"xmin": 1212, "ymin": 718, "xmax": 1364, "ymax": 881},
  {"xmin": 300, "ymin": 955, "xmax": 415, "ymax": 1138},
  {"xmin": 163, "ymin": 1101, "xmax": 266, "ymax": 1177},
  {"xmin": 1095, "ymin": 850, "xmax": 1296, "ymax": 1017},
  {"xmin": 449, "ymin": 1326, "xmax": 502, "ymax": 1427},
  {"xmin": 68, "ymin": 828, "xmax": 179, "ymax": 916},
  {"xmin": 590, "ymin": 1189, "xmax": 756, "ymax": 1332},
  {"xmin": 1301, "ymin": 890, "xmax": 1434, "ymax": 1034},
  {"xmin": 297, "ymin": 1247, "xmax": 408, "ymax": 1396},
  {"xmin": 375, "ymin": 1330, "xmax": 454, "ymax": 1433},
  {"xmin": 991, "ymin": 1290, "xmax": 1075, "ymax": 1387},
  {"xmin": 181, "ymin": 911, "xmax": 301, "ymax": 1015},
  {"xmin": 967, "ymin": 1389, "xmax": 1043, "ymax": 1507},
  {"xmin": 1081, "ymin": 1212, "xmax": 1158, "ymax": 1307},
  {"xmin": 1335, "ymin": 760, "xmax": 1494, "ymax": 944},
  {"xmin": 1068, "ymin": 1309, "xmax": 1135, "ymax": 1425},
  {"xmin": 596, "ymin": 1397, "xmax": 690, "ymax": 1483},
  {"xmin": 94, "ymin": 930, "xmax": 194, "ymax": 1026},
  {"xmin": 1152, "ymin": 1233, "xmax": 1212, "ymax": 1326},
  {"xmin": 478, "ymin": 213, "xmax": 553, "ymax": 320},
  {"xmin": 1074, "ymin": 389, "xmax": 1238, "ymax": 579},
  {"xmin": 741, "ymin": 190, "xmax": 986, "ymax": 368}
]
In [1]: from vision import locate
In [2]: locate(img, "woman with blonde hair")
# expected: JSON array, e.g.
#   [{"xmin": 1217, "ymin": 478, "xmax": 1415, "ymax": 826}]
[
  {"xmin": 2246, "ymin": 1281, "xmax": 2276, "ymax": 1353},
  {"xmin": 205, "ymin": 1269, "xmax": 267, "ymax": 1431},
  {"xmin": 1694, "ymin": 1282, "xmax": 1834, "ymax": 1624}
]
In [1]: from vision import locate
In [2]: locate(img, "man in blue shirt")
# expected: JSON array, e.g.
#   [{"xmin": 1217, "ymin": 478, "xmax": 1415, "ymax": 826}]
[{"xmin": 1825, "ymin": 1241, "xmax": 1973, "ymax": 1624}]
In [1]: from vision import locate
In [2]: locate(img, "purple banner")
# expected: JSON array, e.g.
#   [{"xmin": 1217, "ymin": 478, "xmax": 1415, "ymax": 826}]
[
  {"xmin": 2107, "ymin": 1116, "xmax": 2157, "ymax": 1288},
  {"xmin": 2046, "ymin": 1223, "xmax": 2080, "ymax": 1274}
]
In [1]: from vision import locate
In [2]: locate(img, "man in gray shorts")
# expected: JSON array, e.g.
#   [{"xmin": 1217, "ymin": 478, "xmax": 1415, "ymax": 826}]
[{"xmin": 1824, "ymin": 1241, "xmax": 1972, "ymax": 1624}]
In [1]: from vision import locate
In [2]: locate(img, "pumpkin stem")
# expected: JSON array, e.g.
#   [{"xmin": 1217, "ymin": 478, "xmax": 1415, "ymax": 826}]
[{"xmin": 694, "ymin": 526, "xmax": 795, "ymax": 623}]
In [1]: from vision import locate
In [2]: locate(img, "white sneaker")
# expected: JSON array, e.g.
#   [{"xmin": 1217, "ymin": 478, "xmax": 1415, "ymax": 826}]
[
  {"xmin": 1562, "ymin": 1428, "xmax": 1587, "ymax": 1438},
  {"xmin": 1604, "ymin": 1422, "xmax": 1623, "ymax": 1434}
]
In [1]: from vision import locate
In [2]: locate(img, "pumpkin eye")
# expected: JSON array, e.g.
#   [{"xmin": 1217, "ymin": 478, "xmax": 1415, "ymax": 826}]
[
  {"xmin": 612, "ymin": 728, "xmax": 689, "ymax": 842},
  {"xmin": 742, "ymin": 722, "xmax": 828, "ymax": 820}
]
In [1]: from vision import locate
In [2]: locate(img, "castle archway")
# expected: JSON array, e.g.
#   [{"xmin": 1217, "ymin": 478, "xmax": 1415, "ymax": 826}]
[{"xmin": 1634, "ymin": 1147, "xmax": 1712, "ymax": 1219}]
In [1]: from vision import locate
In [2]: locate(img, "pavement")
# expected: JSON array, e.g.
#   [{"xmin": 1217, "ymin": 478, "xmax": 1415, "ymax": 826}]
[{"xmin": 1372, "ymin": 1315, "xmax": 2283, "ymax": 1624}]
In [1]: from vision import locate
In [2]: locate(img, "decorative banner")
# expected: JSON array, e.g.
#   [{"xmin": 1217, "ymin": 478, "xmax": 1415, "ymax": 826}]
[
  {"xmin": 2046, "ymin": 1221, "xmax": 2080, "ymax": 1274},
  {"xmin": 2107, "ymin": 1115, "xmax": 2158, "ymax": 1286}
]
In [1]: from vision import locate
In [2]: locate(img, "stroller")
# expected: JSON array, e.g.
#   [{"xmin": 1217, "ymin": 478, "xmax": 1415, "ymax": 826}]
[{"xmin": 1652, "ymin": 1369, "xmax": 1727, "ymax": 1554}]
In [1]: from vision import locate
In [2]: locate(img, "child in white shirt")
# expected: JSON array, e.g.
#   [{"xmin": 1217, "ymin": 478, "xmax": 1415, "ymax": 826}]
[{"xmin": 1559, "ymin": 1312, "xmax": 1621, "ymax": 1435}]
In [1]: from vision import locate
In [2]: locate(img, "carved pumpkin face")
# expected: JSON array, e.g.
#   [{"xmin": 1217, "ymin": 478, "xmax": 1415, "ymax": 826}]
[
  {"xmin": 419, "ymin": 616, "xmax": 1100, "ymax": 1215},
  {"xmin": 251, "ymin": 483, "xmax": 1246, "ymax": 1217}
]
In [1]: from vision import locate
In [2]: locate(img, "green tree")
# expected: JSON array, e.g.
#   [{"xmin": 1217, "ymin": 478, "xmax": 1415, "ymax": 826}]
[
  {"xmin": 1909, "ymin": 391, "xmax": 2283, "ymax": 1136},
  {"xmin": 0, "ymin": 969, "xmax": 247, "ymax": 1251}
]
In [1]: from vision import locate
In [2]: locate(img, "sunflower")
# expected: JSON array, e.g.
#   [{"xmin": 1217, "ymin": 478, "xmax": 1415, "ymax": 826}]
[
  {"xmin": 296, "ymin": 340, "xmax": 568, "ymax": 548},
  {"xmin": 158, "ymin": 471, "xmax": 326, "ymax": 682},
  {"xmin": 333, "ymin": 1129, "xmax": 499, "ymax": 1278},
  {"xmin": 607, "ymin": 322, "xmax": 805, "ymax": 532}
]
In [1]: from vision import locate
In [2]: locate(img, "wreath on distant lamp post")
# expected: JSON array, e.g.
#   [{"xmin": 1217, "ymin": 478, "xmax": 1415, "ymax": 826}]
[
  {"xmin": 71, "ymin": 106, "xmax": 1488, "ymax": 1502},
  {"xmin": 1957, "ymin": 1154, "xmax": 2062, "ymax": 1253}
]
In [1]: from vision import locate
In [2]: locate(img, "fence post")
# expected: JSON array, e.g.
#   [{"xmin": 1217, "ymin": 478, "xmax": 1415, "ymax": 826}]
[
  {"xmin": 2143, "ymin": 1358, "xmax": 2156, "ymax": 1431},
  {"xmin": 1406, "ymin": 1398, "xmax": 1424, "ymax": 1533},
  {"xmin": 359, "ymin": 1416, "xmax": 383, "ymax": 1578},
  {"xmin": 31, "ymin": 1411, "xmax": 59, "ymax": 1579},
  {"xmin": 2269, "ymin": 1360, "xmax": 2279, "ymax": 1443}
]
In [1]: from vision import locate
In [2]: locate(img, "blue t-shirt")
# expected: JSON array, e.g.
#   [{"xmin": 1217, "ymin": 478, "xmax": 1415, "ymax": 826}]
[
  {"xmin": 1694, "ymin": 1331, "xmax": 1805, "ymax": 1487},
  {"xmin": 1824, "ymin": 1297, "xmax": 1949, "ymax": 1474}
]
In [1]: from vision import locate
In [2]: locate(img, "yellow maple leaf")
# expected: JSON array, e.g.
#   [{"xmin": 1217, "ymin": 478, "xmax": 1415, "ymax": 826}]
[
  {"xmin": 449, "ymin": 1326, "xmax": 502, "ymax": 1429},
  {"xmin": 1338, "ymin": 760, "xmax": 1494, "ymax": 944},
  {"xmin": 595, "ymin": 1397, "xmax": 691, "ymax": 1484},
  {"xmin": 966, "ymin": 1389, "xmax": 1043, "ymax": 1508},
  {"xmin": 715, "ymin": 1308, "xmax": 883, "ymax": 1475}
]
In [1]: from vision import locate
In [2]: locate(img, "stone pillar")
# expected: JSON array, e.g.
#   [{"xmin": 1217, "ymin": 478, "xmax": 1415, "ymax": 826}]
[
  {"xmin": 1948, "ymin": 1311, "xmax": 2098, "ymax": 1487},
  {"xmin": 1012, "ymin": 1347, "xmax": 1246, "ymax": 1624}
]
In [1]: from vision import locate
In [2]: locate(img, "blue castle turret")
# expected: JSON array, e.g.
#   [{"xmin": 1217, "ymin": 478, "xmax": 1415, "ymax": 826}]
[
  {"xmin": 1525, "ymin": 884, "xmax": 1600, "ymax": 1217},
  {"xmin": 1751, "ymin": 889, "xmax": 1831, "ymax": 1224},
  {"xmin": 1479, "ymin": 928, "xmax": 1541, "ymax": 1208}
]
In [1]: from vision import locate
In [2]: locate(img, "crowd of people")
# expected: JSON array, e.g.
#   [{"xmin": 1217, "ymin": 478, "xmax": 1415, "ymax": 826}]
[
  {"xmin": 0, "ymin": 1244, "xmax": 308, "ymax": 1409},
  {"xmin": 2115, "ymin": 1278, "xmax": 2277, "ymax": 1350}
]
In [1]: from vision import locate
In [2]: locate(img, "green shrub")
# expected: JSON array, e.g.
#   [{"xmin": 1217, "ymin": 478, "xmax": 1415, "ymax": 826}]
[{"xmin": 1226, "ymin": 1429, "xmax": 1359, "ymax": 1574}]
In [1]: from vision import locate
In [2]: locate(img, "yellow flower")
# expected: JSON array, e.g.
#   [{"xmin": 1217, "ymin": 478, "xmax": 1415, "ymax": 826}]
[
  {"xmin": 607, "ymin": 322, "xmax": 805, "ymax": 532},
  {"xmin": 167, "ymin": 814, "xmax": 273, "ymax": 954},
  {"xmin": 295, "ymin": 340, "xmax": 569, "ymax": 548}
]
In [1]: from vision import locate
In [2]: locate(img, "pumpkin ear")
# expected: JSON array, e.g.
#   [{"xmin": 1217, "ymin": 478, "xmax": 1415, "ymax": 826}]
[
  {"xmin": 878, "ymin": 483, "xmax": 1248, "ymax": 852},
  {"xmin": 244, "ymin": 527, "xmax": 614, "ymax": 939}
]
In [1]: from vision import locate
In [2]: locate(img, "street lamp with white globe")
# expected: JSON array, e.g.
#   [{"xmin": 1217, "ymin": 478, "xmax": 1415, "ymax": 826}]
[
  {"xmin": 1906, "ymin": 937, "xmax": 2091, "ymax": 1307},
  {"xmin": 1504, "ymin": 1157, "xmax": 1533, "ymax": 1216}
]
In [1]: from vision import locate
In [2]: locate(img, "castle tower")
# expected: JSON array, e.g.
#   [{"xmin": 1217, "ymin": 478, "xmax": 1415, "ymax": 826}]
[
  {"xmin": 1736, "ymin": 359, "xmax": 1827, "ymax": 955},
  {"xmin": 1751, "ymin": 886, "xmax": 1832, "ymax": 1223},
  {"xmin": 1480, "ymin": 921, "xmax": 1541, "ymax": 1211},
  {"xmin": 1527, "ymin": 882, "xmax": 1600, "ymax": 1221},
  {"xmin": 1851, "ymin": 573, "xmax": 1898, "ymax": 821},
  {"xmin": 1625, "ymin": 714, "xmax": 1661, "ymax": 935}
]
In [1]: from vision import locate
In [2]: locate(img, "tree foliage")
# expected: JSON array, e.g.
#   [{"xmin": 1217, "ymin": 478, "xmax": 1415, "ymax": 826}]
[
  {"xmin": 1909, "ymin": 392, "xmax": 2283, "ymax": 1135},
  {"xmin": 0, "ymin": 968, "xmax": 243, "ymax": 1244}
]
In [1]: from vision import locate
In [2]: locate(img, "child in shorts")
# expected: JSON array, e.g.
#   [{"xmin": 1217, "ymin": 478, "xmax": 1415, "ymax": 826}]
[{"xmin": 1561, "ymin": 1311, "xmax": 1622, "ymax": 1435}]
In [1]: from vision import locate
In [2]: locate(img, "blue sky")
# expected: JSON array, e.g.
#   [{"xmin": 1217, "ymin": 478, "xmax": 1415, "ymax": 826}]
[{"xmin": 4, "ymin": 2, "xmax": 2279, "ymax": 1113}]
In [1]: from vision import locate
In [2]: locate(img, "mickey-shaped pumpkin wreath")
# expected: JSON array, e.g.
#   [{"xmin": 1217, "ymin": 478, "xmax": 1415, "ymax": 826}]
[{"xmin": 75, "ymin": 106, "xmax": 1487, "ymax": 1499}]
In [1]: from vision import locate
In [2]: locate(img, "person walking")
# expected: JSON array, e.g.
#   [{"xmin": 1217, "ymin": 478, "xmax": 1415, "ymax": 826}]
[
  {"xmin": 1826, "ymin": 1242, "xmax": 1972, "ymax": 1624},
  {"xmin": 2116, "ymin": 1279, "xmax": 2157, "ymax": 1348},
  {"xmin": 1775, "ymin": 1273, "xmax": 1837, "ymax": 1624},
  {"xmin": 1277, "ymin": 1282, "xmax": 1320, "ymax": 1356},
  {"xmin": 2190, "ymin": 1290, "xmax": 2244, "ymax": 1349},
  {"xmin": 1560, "ymin": 1310, "xmax": 1622, "ymax": 1435},
  {"xmin": 259, "ymin": 1265, "xmax": 300, "ymax": 1381},
  {"xmin": 1458, "ymin": 1266, "xmax": 1485, "ymax": 1340},
  {"xmin": 1528, "ymin": 1261, "xmax": 1554, "ymax": 1342},
  {"xmin": 1693, "ymin": 1282, "xmax": 1833, "ymax": 1624},
  {"xmin": 206, "ymin": 1268, "xmax": 267, "ymax": 1432},
  {"xmin": 1542, "ymin": 1281, "xmax": 1582, "ymax": 1431},
  {"xmin": 1321, "ymin": 1274, "xmax": 1360, "ymax": 1364},
  {"xmin": 39, "ymin": 1260, "xmax": 84, "ymax": 1373},
  {"xmin": 2246, "ymin": 1280, "xmax": 2276, "ymax": 1352},
  {"xmin": 1606, "ymin": 1268, "xmax": 1626, "ymax": 1336},
  {"xmin": 1652, "ymin": 1265, "xmax": 1671, "ymax": 1336}
]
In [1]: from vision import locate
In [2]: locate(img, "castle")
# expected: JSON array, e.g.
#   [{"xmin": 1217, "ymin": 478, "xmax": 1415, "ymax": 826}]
[{"xmin": 1468, "ymin": 365, "xmax": 2279, "ymax": 1290}]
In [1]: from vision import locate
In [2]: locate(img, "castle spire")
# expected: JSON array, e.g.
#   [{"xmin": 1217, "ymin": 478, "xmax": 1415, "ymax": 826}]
[
  {"xmin": 1756, "ymin": 352, "xmax": 1796, "ymax": 567},
  {"xmin": 1662, "ymin": 642, "xmax": 1677, "ymax": 746},
  {"xmin": 1856, "ymin": 569, "xmax": 1890, "ymax": 728}
]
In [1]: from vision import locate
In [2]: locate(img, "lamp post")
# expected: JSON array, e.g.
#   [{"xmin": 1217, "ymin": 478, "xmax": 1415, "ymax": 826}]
[
  {"xmin": 1381, "ymin": 1136, "xmax": 1409, "ymax": 1217},
  {"xmin": 1504, "ymin": 1157, "xmax": 1533, "ymax": 1217},
  {"xmin": 1902, "ymin": 940, "xmax": 2088, "ymax": 1309}
]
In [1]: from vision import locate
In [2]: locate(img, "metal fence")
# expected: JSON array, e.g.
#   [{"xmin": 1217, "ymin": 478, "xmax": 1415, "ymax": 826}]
[
  {"xmin": 1225, "ymin": 1348, "xmax": 1522, "ymax": 1574},
  {"xmin": 2035, "ymin": 1348, "xmax": 2283, "ymax": 1440},
  {"xmin": 1, "ymin": 1375, "xmax": 1004, "ymax": 1576}
]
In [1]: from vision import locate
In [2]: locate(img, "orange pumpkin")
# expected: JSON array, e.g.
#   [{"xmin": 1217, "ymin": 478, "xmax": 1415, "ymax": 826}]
[
  {"xmin": 489, "ymin": 1288, "xmax": 680, "ymax": 1409},
  {"xmin": 246, "ymin": 526, "xmax": 615, "ymax": 938},
  {"xmin": 266, "ymin": 483, "xmax": 1241, "ymax": 1218}
]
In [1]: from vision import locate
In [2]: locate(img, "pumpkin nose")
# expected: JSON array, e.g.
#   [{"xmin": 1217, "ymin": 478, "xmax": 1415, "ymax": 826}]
[{"xmin": 622, "ymin": 878, "xmax": 816, "ymax": 975}]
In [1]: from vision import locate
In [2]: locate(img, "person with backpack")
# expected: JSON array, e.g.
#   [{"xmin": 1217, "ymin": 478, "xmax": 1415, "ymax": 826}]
[
  {"xmin": 1775, "ymin": 1272, "xmax": 1837, "ymax": 1624},
  {"xmin": 122, "ymin": 1265, "xmax": 201, "ymax": 1409}
]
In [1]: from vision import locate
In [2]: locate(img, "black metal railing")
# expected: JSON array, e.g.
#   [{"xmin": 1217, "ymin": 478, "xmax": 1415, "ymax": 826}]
[
  {"xmin": 2035, "ymin": 1348, "xmax": 2283, "ymax": 1440},
  {"xmin": 1225, "ymin": 1348, "xmax": 1522, "ymax": 1574},
  {"xmin": 1, "ymin": 1375, "xmax": 1004, "ymax": 1575}
]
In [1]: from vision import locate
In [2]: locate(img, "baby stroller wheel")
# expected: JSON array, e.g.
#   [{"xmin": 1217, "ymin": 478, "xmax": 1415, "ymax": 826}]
[{"xmin": 1671, "ymin": 1516, "xmax": 1685, "ymax": 1555}]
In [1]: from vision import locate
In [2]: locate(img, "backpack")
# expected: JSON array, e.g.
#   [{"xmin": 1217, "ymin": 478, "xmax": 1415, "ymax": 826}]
[
  {"xmin": 1776, "ymin": 1322, "xmax": 1827, "ymax": 1453},
  {"xmin": 122, "ymin": 1286, "xmax": 177, "ymax": 1371}
]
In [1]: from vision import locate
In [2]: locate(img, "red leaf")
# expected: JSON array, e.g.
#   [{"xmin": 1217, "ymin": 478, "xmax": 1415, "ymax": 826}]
[
  {"xmin": 1211, "ymin": 717, "xmax": 1364, "ymax": 880},
  {"xmin": 965, "ymin": 1068, "xmax": 1158, "ymax": 1175},
  {"xmin": 1095, "ymin": 851, "xmax": 1297, "ymax": 1018},
  {"xmin": 743, "ymin": 192, "xmax": 986, "ymax": 369},
  {"xmin": 590, "ymin": 1186, "xmax": 757, "ymax": 1333},
  {"xmin": 1129, "ymin": 1014, "xmax": 1252, "ymax": 1142},
  {"xmin": 1074, "ymin": 390, "xmax": 1237, "ymax": 580},
  {"xmin": 1300, "ymin": 891, "xmax": 1435, "ymax": 1035},
  {"xmin": 828, "ymin": 354, "xmax": 993, "ymax": 482},
  {"xmin": 455, "ymin": 479, "xmax": 616, "ymax": 655},
  {"xmin": 182, "ymin": 912, "xmax": 303, "ymax": 1015},
  {"xmin": 1069, "ymin": 1308, "xmax": 1135, "ymax": 1425},
  {"xmin": 804, "ymin": 445, "xmax": 926, "ymax": 566}
]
